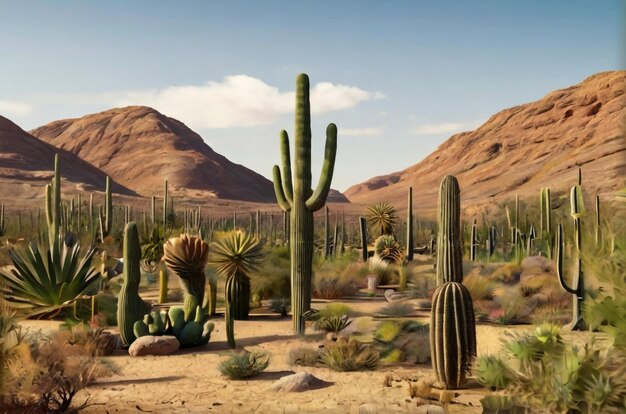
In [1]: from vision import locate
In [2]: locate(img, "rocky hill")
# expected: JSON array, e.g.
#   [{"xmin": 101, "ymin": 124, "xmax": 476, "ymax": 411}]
[{"xmin": 345, "ymin": 71, "xmax": 626, "ymax": 212}]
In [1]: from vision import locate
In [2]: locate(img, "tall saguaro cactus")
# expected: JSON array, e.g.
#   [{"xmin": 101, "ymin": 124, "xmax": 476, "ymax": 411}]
[
  {"xmin": 540, "ymin": 187, "xmax": 552, "ymax": 258},
  {"xmin": 272, "ymin": 73, "xmax": 338, "ymax": 335},
  {"xmin": 436, "ymin": 175, "xmax": 463, "ymax": 285},
  {"xmin": 556, "ymin": 169, "xmax": 587, "ymax": 331},
  {"xmin": 104, "ymin": 176, "xmax": 113, "ymax": 236}
]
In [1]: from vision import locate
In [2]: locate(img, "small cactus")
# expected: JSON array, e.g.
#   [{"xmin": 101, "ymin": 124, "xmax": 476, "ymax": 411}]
[{"xmin": 436, "ymin": 175, "xmax": 463, "ymax": 284}]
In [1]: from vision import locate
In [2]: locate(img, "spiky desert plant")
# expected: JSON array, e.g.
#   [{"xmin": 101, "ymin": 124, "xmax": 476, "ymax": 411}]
[
  {"xmin": 436, "ymin": 175, "xmax": 463, "ymax": 285},
  {"xmin": 163, "ymin": 234, "xmax": 209, "ymax": 306},
  {"xmin": 315, "ymin": 314, "xmax": 352, "ymax": 333},
  {"xmin": 430, "ymin": 282, "xmax": 477, "ymax": 389},
  {"xmin": 117, "ymin": 222, "xmax": 151, "ymax": 346},
  {"xmin": 0, "ymin": 236, "xmax": 99, "ymax": 315},
  {"xmin": 374, "ymin": 235, "xmax": 402, "ymax": 263},
  {"xmin": 319, "ymin": 337, "xmax": 379, "ymax": 371},
  {"xmin": 272, "ymin": 73, "xmax": 337, "ymax": 335},
  {"xmin": 209, "ymin": 231, "xmax": 263, "ymax": 348},
  {"xmin": 218, "ymin": 350, "xmax": 270, "ymax": 380},
  {"xmin": 366, "ymin": 202, "xmax": 398, "ymax": 237}
]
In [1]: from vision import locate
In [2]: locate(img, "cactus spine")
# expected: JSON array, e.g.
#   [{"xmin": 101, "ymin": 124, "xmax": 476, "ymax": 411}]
[
  {"xmin": 430, "ymin": 282, "xmax": 477, "ymax": 389},
  {"xmin": 117, "ymin": 222, "xmax": 151, "ymax": 346},
  {"xmin": 556, "ymin": 168, "xmax": 587, "ymax": 331},
  {"xmin": 436, "ymin": 175, "xmax": 463, "ymax": 284},
  {"xmin": 430, "ymin": 175, "xmax": 476, "ymax": 389},
  {"xmin": 272, "ymin": 74, "xmax": 337, "ymax": 335},
  {"xmin": 406, "ymin": 186, "xmax": 414, "ymax": 261}
]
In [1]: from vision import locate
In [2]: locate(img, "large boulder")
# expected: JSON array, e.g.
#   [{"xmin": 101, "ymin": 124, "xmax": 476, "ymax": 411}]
[
  {"xmin": 128, "ymin": 335, "xmax": 180, "ymax": 357},
  {"xmin": 269, "ymin": 372, "xmax": 331, "ymax": 392}
]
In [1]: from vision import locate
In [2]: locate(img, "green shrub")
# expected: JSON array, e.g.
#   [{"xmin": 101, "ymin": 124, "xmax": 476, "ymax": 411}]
[
  {"xmin": 287, "ymin": 347, "xmax": 320, "ymax": 367},
  {"xmin": 319, "ymin": 303, "xmax": 352, "ymax": 318},
  {"xmin": 313, "ymin": 277, "xmax": 359, "ymax": 299},
  {"xmin": 218, "ymin": 350, "xmax": 270, "ymax": 380},
  {"xmin": 375, "ymin": 302, "xmax": 414, "ymax": 317},
  {"xmin": 319, "ymin": 338, "xmax": 379, "ymax": 371}
]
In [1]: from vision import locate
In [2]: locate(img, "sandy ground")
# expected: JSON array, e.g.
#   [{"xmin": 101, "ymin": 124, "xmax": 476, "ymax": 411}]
[{"xmin": 20, "ymin": 297, "xmax": 596, "ymax": 414}]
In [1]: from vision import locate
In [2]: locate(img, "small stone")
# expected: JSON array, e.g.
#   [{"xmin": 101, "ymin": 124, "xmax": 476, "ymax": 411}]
[
  {"xmin": 128, "ymin": 335, "xmax": 179, "ymax": 356},
  {"xmin": 269, "ymin": 372, "xmax": 331, "ymax": 392}
]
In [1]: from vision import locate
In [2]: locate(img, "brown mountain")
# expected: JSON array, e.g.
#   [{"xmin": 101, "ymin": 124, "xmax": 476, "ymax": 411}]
[
  {"xmin": 0, "ymin": 115, "xmax": 134, "ymax": 205},
  {"xmin": 345, "ymin": 71, "xmax": 626, "ymax": 213},
  {"xmin": 30, "ymin": 106, "xmax": 270, "ymax": 202}
]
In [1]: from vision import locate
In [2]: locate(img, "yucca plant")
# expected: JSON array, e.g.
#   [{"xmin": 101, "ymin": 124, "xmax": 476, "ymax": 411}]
[
  {"xmin": 0, "ymin": 235, "xmax": 99, "ymax": 315},
  {"xmin": 373, "ymin": 235, "xmax": 403, "ymax": 263},
  {"xmin": 314, "ymin": 314, "xmax": 352, "ymax": 334},
  {"xmin": 366, "ymin": 202, "xmax": 398, "ymax": 237},
  {"xmin": 218, "ymin": 350, "xmax": 270, "ymax": 380},
  {"xmin": 209, "ymin": 231, "xmax": 263, "ymax": 348}
]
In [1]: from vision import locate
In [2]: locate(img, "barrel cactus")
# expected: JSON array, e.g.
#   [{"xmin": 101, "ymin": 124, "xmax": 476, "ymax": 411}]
[
  {"xmin": 117, "ymin": 222, "xmax": 152, "ymax": 347},
  {"xmin": 272, "ymin": 73, "xmax": 337, "ymax": 335},
  {"xmin": 163, "ymin": 234, "xmax": 209, "ymax": 306},
  {"xmin": 430, "ymin": 282, "xmax": 477, "ymax": 389}
]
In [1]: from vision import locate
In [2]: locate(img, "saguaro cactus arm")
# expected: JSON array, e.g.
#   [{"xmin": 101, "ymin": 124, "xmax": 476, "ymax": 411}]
[
  {"xmin": 279, "ymin": 130, "xmax": 294, "ymax": 204},
  {"xmin": 555, "ymin": 224, "xmax": 579, "ymax": 295},
  {"xmin": 306, "ymin": 123, "xmax": 337, "ymax": 212},
  {"xmin": 272, "ymin": 165, "xmax": 292, "ymax": 212}
]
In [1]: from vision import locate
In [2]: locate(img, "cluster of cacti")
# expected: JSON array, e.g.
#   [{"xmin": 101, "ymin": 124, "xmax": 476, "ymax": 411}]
[
  {"xmin": 556, "ymin": 168, "xmax": 587, "ymax": 331},
  {"xmin": 430, "ymin": 175, "xmax": 477, "ymax": 389},
  {"xmin": 272, "ymin": 73, "xmax": 337, "ymax": 335},
  {"xmin": 133, "ymin": 303, "xmax": 215, "ymax": 348},
  {"xmin": 117, "ymin": 222, "xmax": 152, "ymax": 346}
]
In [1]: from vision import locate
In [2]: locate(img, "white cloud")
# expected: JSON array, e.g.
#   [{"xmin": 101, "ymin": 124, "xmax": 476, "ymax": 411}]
[
  {"xmin": 341, "ymin": 127, "xmax": 384, "ymax": 137},
  {"xmin": 106, "ymin": 75, "xmax": 385, "ymax": 129},
  {"xmin": 0, "ymin": 100, "xmax": 32, "ymax": 117},
  {"xmin": 412, "ymin": 122, "xmax": 467, "ymax": 135}
]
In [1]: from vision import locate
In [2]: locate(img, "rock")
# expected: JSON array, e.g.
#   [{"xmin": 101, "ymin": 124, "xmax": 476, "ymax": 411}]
[
  {"xmin": 128, "ymin": 335, "xmax": 179, "ymax": 357},
  {"xmin": 384, "ymin": 289, "xmax": 412, "ymax": 303},
  {"xmin": 521, "ymin": 256, "xmax": 553, "ymax": 272},
  {"xmin": 269, "ymin": 372, "xmax": 331, "ymax": 392}
]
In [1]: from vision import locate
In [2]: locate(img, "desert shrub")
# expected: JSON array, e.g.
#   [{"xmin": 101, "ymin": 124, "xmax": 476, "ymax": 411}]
[
  {"xmin": 477, "ymin": 324, "xmax": 626, "ymax": 413},
  {"xmin": 374, "ymin": 320, "xmax": 430, "ymax": 364},
  {"xmin": 375, "ymin": 302, "xmax": 414, "ymax": 317},
  {"xmin": 531, "ymin": 305, "xmax": 570, "ymax": 325},
  {"xmin": 313, "ymin": 277, "xmax": 359, "ymax": 299},
  {"xmin": 319, "ymin": 303, "xmax": 352, "ymax": 318},
  {"xmin": 489, "ymin": 298, "xmax": 532, "ymax": 325},
  {"xmin": 319, "ymin": 337, "xmax": 379, "ymax": 371},
  {"xmin": 463, "ymin": 274, "xmax": 495, "ymax": 300},
  {"xmin": 2, "ymin": 329, "xmax": 112, "ymax": 413},
  {"xmin": 315, "ymin": 315, "xmax": 352, "ymax": 333},
  {"xmin": 490, "ymin": 264, "xmax": 522, "ymax": 283},
  {"xmin": 218, "ymin": 350, "xmax": 270, "ymax": 380},
  {"xmin": 63, "ymin": 324, "xmax": 117, "ymax": 357},
  {"xmin": 269, "ymin": 297, "xmax": 290, "ymax": 317},
  {"xmin": 287, "ymin": 347, "xmax": 320, "ymax": 367}
]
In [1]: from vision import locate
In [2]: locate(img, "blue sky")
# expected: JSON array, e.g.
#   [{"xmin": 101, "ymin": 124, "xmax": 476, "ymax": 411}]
[{"xmin": 1, "ymin": 1, "xmax": 624, "ymax": 191}]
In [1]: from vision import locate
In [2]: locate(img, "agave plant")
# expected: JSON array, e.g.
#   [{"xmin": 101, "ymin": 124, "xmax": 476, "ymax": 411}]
[
  {"xmin": 162, "ymin": 234, "xmax": 209, "ymax": 305},
  {"xmin": 208, "ymin": 231, "xmax": 264, "ymax": 348},
  {"xmin": 366, "ymin": 202, "xmax": 398, "ymax": 237},
  {"xmin": 374, "ymin": 235, "xmax": 403, "ymax": 263},
  {"xmin": 0, "ymin": 235, "xmax": 99, "ymax": 315}
]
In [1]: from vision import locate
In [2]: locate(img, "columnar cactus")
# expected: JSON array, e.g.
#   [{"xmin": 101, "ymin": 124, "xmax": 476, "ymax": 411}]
[
  {"xmin": 324, "ymin": 205, "xmax": 330, "ymax": 258},
  {"xmin": 163, "ymin": 235, "xmax": 209, "ymax": 306},
  {"xmin": 540, "ymin": 187, "xmax": 552, "ymax": 258},
  {"xmin": 430, "ymin": 282, "xmax": 477, "ymax": 389},
  {"xmin": 469, "ymin": 219, "xmax": 477, "ymax": 261},
  {"xmin": 436, "ymin": 175, "xmax": 463, "ymax": 285},
  {"xmin": 0, "ymin": 204, "xmax": 5, "ymax": 236},
  {"xmin": 163, "ymin": 178, "xmax": 168, "ymax": 227},
  {"xmin": 595, "ymin": 195, "xmax": 601, "ymax": 246},
  {"xmin": 45, "ymin": 154, "xmax": 61, "ymax": 246},
  {"xmin": 104, "ymin": 176, "xmax": 112, "ymax": 236},
  {"xmin": 486, "ymin": 226, "xmax": 497, "ymax": 258},
  {"xmin": 272, "ymin": 73, "xmax": 337, "ymax": 335},
  {"xmin": 158, "ymin": 265, "xmax": 168, "ymax": 304},
  {"xmin": 406, "ymin": 186, "xmax": 414, "ymax": 261},
  {"xmin": 117, "ymin": 222, "xmax": 151, "ymax": 346},
  {"xmin": 359, "ymin": 217, "xmax": 368, "ymax": 262},
  {"xmin": 556, "ymin": 169, "xmax": 587, "ymax": 331}
]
